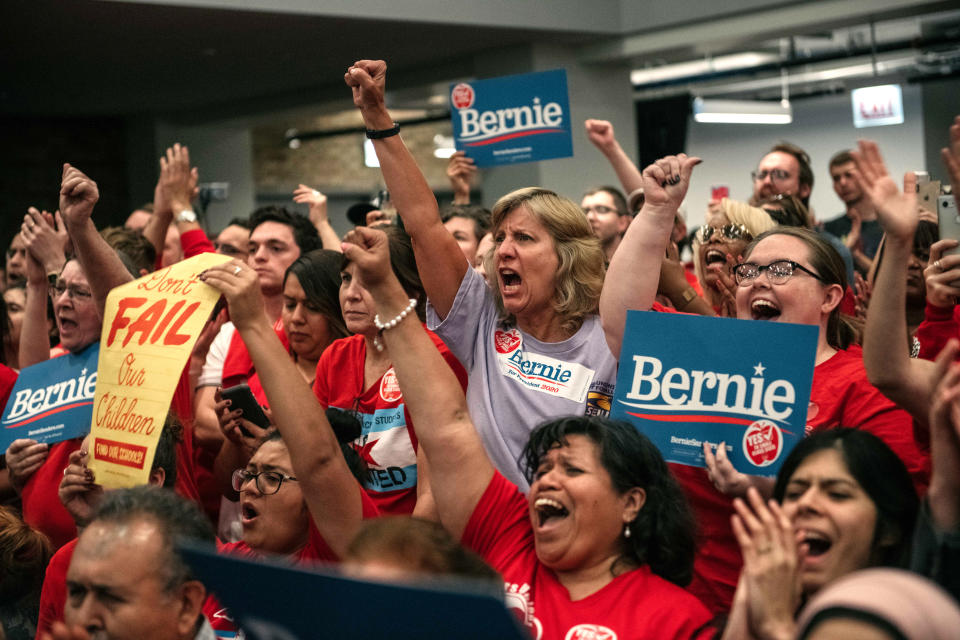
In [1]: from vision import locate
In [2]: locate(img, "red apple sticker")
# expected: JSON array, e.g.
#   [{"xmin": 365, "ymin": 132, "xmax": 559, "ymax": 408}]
[
  {"xmin": 742, "ymin": 420, "xmax": 782, "ymax": 467},
  {"xmin": 379, "ymin": 368, "xmax": 403, "ymax": 403},
  {"xmin": 494, "ymin": 329, "xmax": 521, "ymax": 354},
  {"xmin": 451, "ymin": 83, "xmax": 475, "ymax": 110}
]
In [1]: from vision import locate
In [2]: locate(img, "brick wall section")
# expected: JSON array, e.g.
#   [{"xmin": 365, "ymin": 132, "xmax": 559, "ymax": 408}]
[{"xmin": 253, "ymin": 111, "xmax": 477, "ymax": 198}]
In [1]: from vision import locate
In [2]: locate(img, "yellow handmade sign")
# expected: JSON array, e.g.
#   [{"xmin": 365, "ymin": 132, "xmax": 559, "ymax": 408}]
[{"xmin": 88, "ymin": 252, "xmax": 231, "ymax": 487}]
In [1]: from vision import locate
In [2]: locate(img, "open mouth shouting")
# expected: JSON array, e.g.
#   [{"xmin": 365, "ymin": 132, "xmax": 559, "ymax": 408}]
[
  {"xmin": 499, "ymin": 269, "xmax": 522, "ymax": 294},
  {"xmin": 240, "ymin": 500, "xmax": 260, "ymax": 527},
  {"xmin": 533, "ymin": 497, "xmax": 569, "ymax": 530},
  {"xmin": 801, "ymin": 529, "xmax": 832, "ymax": 558},
  {"xmin": 57, "ymin": 315, "xmax": 78, "ymax": 332},
  {"xmin": 750, "ymin": 298, "xmax": 781, "ymax": 320},
  {"xmin": 704, "ymin": 249, "xmax": 727, "ymax": 271}
]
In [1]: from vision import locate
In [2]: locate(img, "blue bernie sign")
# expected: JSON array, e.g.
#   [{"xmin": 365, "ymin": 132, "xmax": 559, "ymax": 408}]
[
  {"xmin": 611, "ymin": 311, "xmax": 818, "ymax": 476},
  {"xmin": 180, "ymin": 542, "xmax": 528, "ymax": 640},
  {"xmin": 1, "ymin": 342, "xmax": 99, "ymax": 450},
  {"xmin": 450, "ymin": 69, "xmax": 572, "ymax": 167}
]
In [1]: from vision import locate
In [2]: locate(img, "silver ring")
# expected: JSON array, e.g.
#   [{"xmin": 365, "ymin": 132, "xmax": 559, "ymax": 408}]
[
  {"xmin": 233, "ymin": 265, "xmax": 242, "ymax": 275},
  {"xmin": 935, "ymin": 260, "xmax": 943, "ymax": 272}
]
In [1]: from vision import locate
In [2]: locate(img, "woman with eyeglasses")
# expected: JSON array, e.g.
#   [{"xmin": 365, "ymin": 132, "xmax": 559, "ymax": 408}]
[
  {"xmin": 603, "ymin": 155, "xmax": 928, "ymax": 614},
  {"xmin": 222, "ymin": 420, "xmax": 368, "ymax": 560},
  {"xmin": 199, "ymin": 258, "xmax": 381, "ymax": 584},
  {"xmin": 212, "ymin": 249, "xmax": 351, "ymax": 539}
]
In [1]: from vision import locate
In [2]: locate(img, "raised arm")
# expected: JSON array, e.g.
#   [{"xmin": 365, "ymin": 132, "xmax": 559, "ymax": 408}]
[
  {"xmin": 293, "ymin": 185, "xmax": 341, "ymax": 251},
  {"xmin": 584, "ymin": 119, "xmax": 644, "ymax": 197},
  {"xmin": 344, "ymin": 60, "xmax": 467, "ymax": 319},
  {"xmin": 18, "ymin": 248, "xmax": 52, "ymax": 368},
  {"xmin": 341, "ymin": 227, "xmax": 493, "ymax": 539},
  {"xmin": 59, "ymin": 164, "xmax": 132, "ymax": 318},
  {"xmin": 19, "ymin": 209, "xmax": 65, "ymax": 366},
  {"xmin": 200, "ymin": 261, "xmax": 364, "ymax": 557},
  {"xmin": 856, "ymin": 140, "xmax": 938, "ymax": 422},
  {"xmin": 144, "ymin": 144, "xmax": 207, "ymax": 260},
  {"xmin": 446, "ymin": 151, "xmax": 476, "ymax": 205},
  {"xmin": 600, "ymin": 154, "xmax": 700, "ymax": 356}
]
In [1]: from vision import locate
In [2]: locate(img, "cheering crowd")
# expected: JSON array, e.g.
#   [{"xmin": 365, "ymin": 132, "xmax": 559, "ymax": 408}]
[{"xmin": 1, "ymin": 58, "xmax": 960, "ymax": 640}]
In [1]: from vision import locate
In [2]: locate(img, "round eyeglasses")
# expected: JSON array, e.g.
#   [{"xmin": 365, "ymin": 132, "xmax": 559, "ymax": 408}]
[
  {"xmin": 733, "ymin": 260, "xmax": 827, "ymax": 287},
  {"xmin": 231, "ymin": 469, "xmax": 298, "ymax": 495}
]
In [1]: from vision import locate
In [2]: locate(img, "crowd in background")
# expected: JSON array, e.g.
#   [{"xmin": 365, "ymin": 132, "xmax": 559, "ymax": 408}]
[{"xmin": 1, "ymin": 58, "xmax": 960, "ymax": 640}]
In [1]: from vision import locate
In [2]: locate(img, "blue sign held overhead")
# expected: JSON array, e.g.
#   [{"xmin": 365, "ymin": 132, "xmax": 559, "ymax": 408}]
[
  {"xmin": 1, "ymin": 342, "xmax": 99, "ymax": 450},
  {"xmin": 450, "ymin": 69, "xmax": 573, "ymax": 167},
  {"xmin": 611, "ymin": 311, "xmax": 818, "ymax": 476}
]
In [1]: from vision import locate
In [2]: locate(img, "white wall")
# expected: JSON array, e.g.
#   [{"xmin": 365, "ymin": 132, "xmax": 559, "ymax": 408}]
[{"xmin": 683, "ymin": 85, "xmax": 925, "ymax": 227}]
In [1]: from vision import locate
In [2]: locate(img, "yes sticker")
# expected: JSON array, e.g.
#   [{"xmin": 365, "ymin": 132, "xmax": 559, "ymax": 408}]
[
  {"xmin": 379, "ymin": 368, "xmax": 403, "ymax": 403},
  {"xmin": 494, "ymin": 329, "xmax": 522, "ymax": 354},
  {"xmin": 742, "ymin": 420, "xmax": 782, "ymax": 468}
]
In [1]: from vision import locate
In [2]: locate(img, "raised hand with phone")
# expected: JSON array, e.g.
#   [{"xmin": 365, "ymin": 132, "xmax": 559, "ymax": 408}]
[{"xmin": 859, "ymin": 132, "xmax": 958, "ymax": 424}]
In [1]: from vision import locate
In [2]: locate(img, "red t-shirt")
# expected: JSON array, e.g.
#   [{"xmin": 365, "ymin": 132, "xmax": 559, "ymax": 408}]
[
  {"xmin": 312, "ymin": 331, "xmax": 467, "ymax": 515},
  {"xmin": 0, "ymin": 363, "xmax": 16, "ymax": 408},
  {"xmin": 675, "ymin": 345, "xmax": 930, "ymax": 614},
  {"xmin": 21, "ymin": 440, "xmax": 82, "ymax": 550},
  {"xmin": 34, "ymin": 537, "xmax": 76, "ymax": 639},
  {"xmin": 915, "ymin": 302, "xmax": 959, "ymax": 362},
  {"xmin": 180, "ymin": 228, "xmax": 215, "ymax": 258},
  {"xmin": 463, "ymin": 472, "xmax": 714, "ymax": 640},
  {"xmin": 221, "ymin": 318, "xmax": 289, "ymax": 389}
]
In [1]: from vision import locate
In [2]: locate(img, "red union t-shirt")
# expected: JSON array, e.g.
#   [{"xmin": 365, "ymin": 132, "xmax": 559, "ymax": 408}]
[
  {"xmin": 312, "ymin": 330, "xmax": 467, "ymax": 515},
  {"xmin": 221, "ymin": 317, "xmax": 289, "ymax": 389},
  {"xmin": 462, "ymin": 472, "xmax": 714, "ymax": 640}
]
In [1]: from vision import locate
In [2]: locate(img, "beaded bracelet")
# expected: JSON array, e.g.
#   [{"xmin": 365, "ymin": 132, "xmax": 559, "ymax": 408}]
[{"xmin": 372, "ymin": 298, "xmax": 417, "ymax": 352}]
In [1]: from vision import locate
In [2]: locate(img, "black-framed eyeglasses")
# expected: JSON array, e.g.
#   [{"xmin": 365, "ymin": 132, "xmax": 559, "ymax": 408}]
[
  {"xmin": 751, "ymin": 169, "xmax": 792, "ymax": 182},
  {"xmin": 231, "ymin": 469, "xmax": 298, "ymax": 495},
  {"xmin": 50, "ymin": 281, "xmax": 93, "ymax": 301},
  {"xmin": 581, "ymin": 204, "xmax": 622, "ymax": 216},
  {"xmin": 733, "ymin": 260, "xmax": 827, "ymax": 287},
  {"xmin": 696, "ymin": 223, "xmax": 753, "ymax": 244}
]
